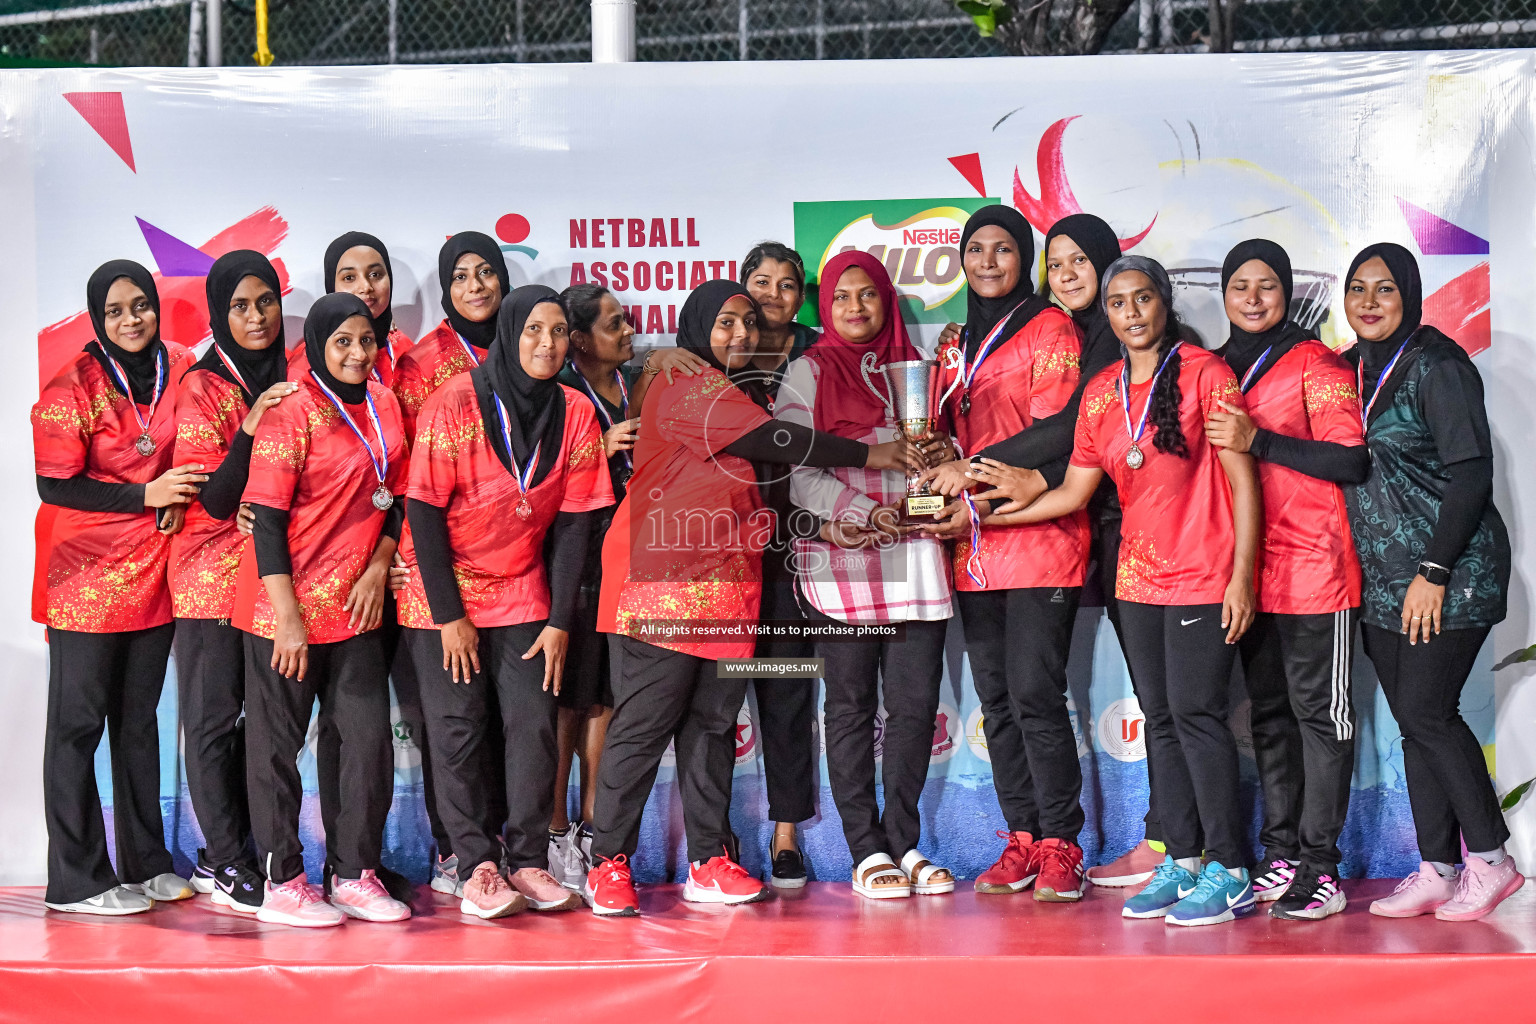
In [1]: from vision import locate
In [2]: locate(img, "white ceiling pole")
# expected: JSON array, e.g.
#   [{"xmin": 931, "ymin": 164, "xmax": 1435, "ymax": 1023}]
[{"xmin": 591, "ymin": 0, "xmax": 636, "ymax": 63}]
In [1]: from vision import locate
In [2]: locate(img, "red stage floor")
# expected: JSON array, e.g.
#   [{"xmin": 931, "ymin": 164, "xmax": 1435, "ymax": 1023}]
[{"xmin": 2, "ymin": 880, "xmax": 1532, "ymax": 1024}]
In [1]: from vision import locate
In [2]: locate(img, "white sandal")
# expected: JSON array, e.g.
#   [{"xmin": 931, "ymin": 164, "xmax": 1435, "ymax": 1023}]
[
  {"xmin": 901, "ymin": 849, "xmax": 955, "ymax": 895},
  {"xmin": 852, "ymin": 853, "xmax": 911, "ymax": 900}
]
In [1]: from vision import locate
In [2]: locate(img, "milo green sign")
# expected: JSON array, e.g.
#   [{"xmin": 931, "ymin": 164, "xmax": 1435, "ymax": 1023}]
[{"xmin": 793, "ymin": 197, "xmax": 997, "ymax": 326}]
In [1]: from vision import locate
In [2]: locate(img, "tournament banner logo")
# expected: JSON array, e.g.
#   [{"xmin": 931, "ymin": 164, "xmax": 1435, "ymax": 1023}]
[
  {"xmin": 1096, "ymin": 698, "xmax": 1148, "ymax": 763},
  {"xmin": 792, "ymin": 198, "xmax": 996, "ymax": 327},
  {"xmin": 929, "ymin": 701, "xmax": 962, "ymax": 764},
  {"xmin": 735, "ymin": 703, "xmax": 759, "ymax": 766},
  {"xmin": 964, "ymin": 706, "xmax": 989, "ymax": 763}
]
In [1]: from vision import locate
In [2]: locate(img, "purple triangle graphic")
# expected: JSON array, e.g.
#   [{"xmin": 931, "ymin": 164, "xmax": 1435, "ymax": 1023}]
[
  {"xmin": 1395, "ymin": 198, "xmax": 1489, "ymax": 256},
  {"xmin": 136, "ymin": 217, "xmax": 217, "ymax": 277}
]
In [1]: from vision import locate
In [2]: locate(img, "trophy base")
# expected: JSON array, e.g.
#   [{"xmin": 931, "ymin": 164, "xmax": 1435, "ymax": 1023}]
[{"xmin": 902, "ymin": 493, "xmax": 947, "ymax": 521}]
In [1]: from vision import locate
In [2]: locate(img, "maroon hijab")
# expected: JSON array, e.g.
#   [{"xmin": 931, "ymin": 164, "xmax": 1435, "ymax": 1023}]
[{"xmin": 804, "ymin": 250, "xmax": 921, "ymax": 438}]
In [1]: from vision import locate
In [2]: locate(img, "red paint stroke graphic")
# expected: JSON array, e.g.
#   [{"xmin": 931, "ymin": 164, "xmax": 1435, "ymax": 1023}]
[
  {"xmin": 37, "ymin": 207, "xmax": 291, "ymax": 390},
  {"xmin": 1424, "ymin": 262, "xmax": 1490, "ymax": 357},
  {"xmin": 62, "ymin": 92, "xmax": 136, "ymax": 172},
  {"xmin": 1396, "ymin": 197, "xmax": 1489, "ymax": 256},
  {"xmin": 947, "ymin": 153, "xmax": 988, "ymax": 198},
  {"xmin": 1013, "ymin": 116, "xmax": 1155, "ymax": 251}
]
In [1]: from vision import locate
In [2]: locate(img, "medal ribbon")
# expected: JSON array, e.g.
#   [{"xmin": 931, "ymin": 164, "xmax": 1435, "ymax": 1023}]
[
  {"xmin": 1357, "ymin": 335, "xmax": 1414, "ymax": 432},
  {"xmin": 961, "ymin": 491, "xmax": 987, "ymax": 588},
  {"xmin": 493, "ymin": 393, "xmax": 544, "ymax": 498},
  {"xmin": 308, "ymin": 370, "xmax": 389, "ymax": 491},
  {"xmin": 573, "ymin": 365, "xmax": 633, "ymax": 470},
  {"xmin": 99, "ymin": 344, "xmax": 166, "ymax": 438},
  {"xmin": 1118, "ymin": 341, "xmax": 1184, "ymax": 451},
  {"xmin": 213, "ymin": 344, "xmax": 254, "ymax": 399},
  {"xmin": 1237, "ymin": 345, "xmax": 1273, "ymax": 394},
  {"xmin": 455, "ymin": 332, "xmax": 483, "ymax": 368},
  {"xmin": 948, "ymin": 299, "xmax": 1031, "ymax": 411}
]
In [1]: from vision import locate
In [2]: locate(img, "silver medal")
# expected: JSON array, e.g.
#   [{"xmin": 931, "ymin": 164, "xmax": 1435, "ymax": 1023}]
[
  {"xmin": 1125, "ymin": 443, "xmax": 1144, "ymax": 470},
  {"xmin": 135, "ymin": 433, "xmax": 156, "ymax": 458},
  {"xmin": 372, "ymin": 484, "xmax": 394, "ymax": 511}
]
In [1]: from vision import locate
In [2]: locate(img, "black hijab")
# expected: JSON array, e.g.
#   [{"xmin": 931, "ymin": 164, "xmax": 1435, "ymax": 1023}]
[
  {"xmin": 1043, "ymin": 213, "xmax": 1122, "ymax": 375},
  {"xmin": 438, "ymin": 231, "xmax": 510, "ymax": 350},
  {"xmin": 86, "ymin": 259, "xmax": 166, "ymax": 403},
  {"xmin": 324, "ymin": 231, "xmax": 395, "ymax": 343},
  {"xmin": 194, "ymin": 250, "xmax": 288, "ymax": 405},
  {"xmin": 303, "ymin": 292, "xmax": 374, "ymax": 405},
  {"xmin": 960, "ymin": 205, "xmax": 1052, "ymax": 360},
  {"xmin": 472, "ymin": 284, "xmax": 566, "ymax": 487},
  {"xmin": 1346, "ymin": 242, "xmax": 1425, "ymax": 392},
  {"xmin": 1218, "ymin": 238, "xmax": 1314, "ymax": 387}
]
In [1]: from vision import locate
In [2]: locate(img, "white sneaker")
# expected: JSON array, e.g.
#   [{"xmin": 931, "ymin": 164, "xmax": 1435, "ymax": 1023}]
[
  {"xmin": 431, "ymin": 852, "xmax": 463, "ymax": 897},
  {"xmin": 123, "ymin": 873, "xmax": 195, "ymax": 902},
  {"xmin": 45, "ymin": 886, "xmax": 154, "ymax": 916},
  {"xmin": 548, "ymin": 824, "xmax": 590, "ymax": 891}
]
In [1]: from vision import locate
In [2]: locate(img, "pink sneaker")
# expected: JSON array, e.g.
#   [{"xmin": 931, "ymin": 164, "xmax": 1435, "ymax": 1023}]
[
  {"xmin": 510, "ymin": 866, "xmax": 582, "ymax": 911},
  {"xmin": 1436, "ymin": 856, "xmax": 1525, "ymax": 922},
  {"xmin": 256, "ymin": 875, "xmax": 344, "ymax": 928},
  {"xmin": 460, "ymin": 861, "xmax": 526, "ymax": 920},
  {"xmin": 1087, "ymin": 839, "xmax": 1164, "ymax": 888},
  {"xmin": 1369, "ymin": 862, "xmax": 1456, "ymax": 918},
  {"xmin": 330, "ymin": 869, "xmax": 412, "ymax": 922}
]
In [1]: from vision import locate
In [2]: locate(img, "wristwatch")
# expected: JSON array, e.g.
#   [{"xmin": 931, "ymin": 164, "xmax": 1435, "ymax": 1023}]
[{"xmin": 1418, "ymin": 561, "xmax": 1452, "ymax": 587}]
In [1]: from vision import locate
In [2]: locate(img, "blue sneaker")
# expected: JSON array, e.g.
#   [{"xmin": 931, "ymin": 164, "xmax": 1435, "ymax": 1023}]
[
  {"xmin": 1165, "ymin": 861, "xmax": 1255, "ymax": 927},
  {"xmin": 1122, "ymin": 856, "xmax": 1198, "ymax": 919}
]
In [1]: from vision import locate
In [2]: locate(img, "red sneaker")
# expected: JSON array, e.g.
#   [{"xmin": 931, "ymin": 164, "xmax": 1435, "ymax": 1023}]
[
  {"xmin": 1033, "ymin": 838, "xmax": 1086, "ymax": 902},
  {"xmin": 684, "ymin": 851, "xmax": 771, "ymax": 905},
  {"xmin": 974, "ymin": 830, "xmax": 1039, "ymax": 894},
  {"xmin": 583, "ymin": 855, "xmax": 640, "ymax": 918},
  {"xmin": 1087, "ymin": 839, "xmax": 1163, "ymax": 887}
]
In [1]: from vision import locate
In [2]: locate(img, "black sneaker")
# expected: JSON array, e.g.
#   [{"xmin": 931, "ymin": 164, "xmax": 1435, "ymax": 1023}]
[
  {"xmin": 191, "ymin": 848, "xmax": 217, "ymax": 895},
  {"xmin": 769, "ymin": 844, "xmax": 807, "ymax": 889},
  {"xmin": 210, "ymin": 862, "xmax": 264, "ymax": 914},
  {"xmin": 1271, "ymin": 866, "xmax": 1347, "ymax": 921}
]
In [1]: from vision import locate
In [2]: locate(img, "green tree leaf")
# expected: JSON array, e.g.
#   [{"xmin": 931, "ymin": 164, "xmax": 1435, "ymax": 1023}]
[{"xmin": 1501, "ymin": 778, "xmax": 1534, "ymax": 812}]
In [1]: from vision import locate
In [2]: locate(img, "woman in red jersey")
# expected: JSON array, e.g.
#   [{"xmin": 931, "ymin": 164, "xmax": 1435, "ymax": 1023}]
[
  {"xmin": 964, "ymin": 255, "xmax": 1262, "ymax": 928},
  {"xmin": 1205, "ymin": 239, "xmax": 1367, "ymax": 921},
  {"xmin": 582, "ymin": 281, "xmax": 918, "ymax": 918},
  {"xmin": 287, "ymin": 232, "xmax": 414, "ymax": 387},
  {"xmin": 170, "ymin": 251, "xmax": 297, "ymax": 910},
  {"xmin": 32, "ymin": 260, "xmax": 203, "ymax": 915},
  {"xmin": 238, "ymin": 292, "xmax": 409, "ymax": 928},
  {"xmin": 922, "ymin": 205, "xmax": 1092, "ymax": 903},
  {"xmin": 402, "ymin": 285, "xmax": 613, "ymax": 919}
]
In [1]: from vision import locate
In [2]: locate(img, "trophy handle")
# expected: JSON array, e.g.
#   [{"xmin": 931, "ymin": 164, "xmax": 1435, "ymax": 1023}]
[
  {"xmin": 860, "ymin": 351, "xmax": 895, "ymax": 419},
  {"xmin": 937, "ymin": 346, "xmax": 964, "ymax": 412}
]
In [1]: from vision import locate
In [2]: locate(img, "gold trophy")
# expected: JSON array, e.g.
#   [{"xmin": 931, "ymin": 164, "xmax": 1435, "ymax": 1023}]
[{"xmin": 861, "ymin": 353, "xmax": 946, "ymax": 521}]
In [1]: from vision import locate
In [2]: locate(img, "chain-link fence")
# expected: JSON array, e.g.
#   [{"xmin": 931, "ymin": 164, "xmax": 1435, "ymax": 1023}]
[{"xmin": 3, "ymin": 0, "xmax": 1535, "ymax": 69}]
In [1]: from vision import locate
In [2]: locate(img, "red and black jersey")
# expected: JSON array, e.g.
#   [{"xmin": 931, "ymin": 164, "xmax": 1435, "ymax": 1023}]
[
  {"xmin": 168, "ymin": 368, "xmax": 249, "ymax": 619},
  {"xmin": 233, "ymin": 378, "xmax": 408, "ymax": 643},
  {"xmin": 936, "ymin": 306, "xmax": 1089, "ymax": 590},
  {"xmin": 397, "ymin": 376, "xmax": 613, "ymax": 629},
  {"xmin": 392, "ymin": 320, "xmax": 485, "ymax": 442},
  {"xmin": 1072, "ymin": 345, "xmax": 1245, "ymax": 606},
  {"xmin": 1242, "ymin": 340, "xmax": 1364, "ymax": 614},
  {"xmin": 286, "ymin": 325, "xmax": 413, "ymax": 391},
  {"xmin": 31, "ymin": 344, "xmax": 195, "ymax": 631}
]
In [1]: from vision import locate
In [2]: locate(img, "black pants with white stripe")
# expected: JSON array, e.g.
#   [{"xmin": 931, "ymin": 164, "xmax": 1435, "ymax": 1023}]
[{"xmin": 1239, "ymin": 609, "xmax": 1357, "ymax": 874}]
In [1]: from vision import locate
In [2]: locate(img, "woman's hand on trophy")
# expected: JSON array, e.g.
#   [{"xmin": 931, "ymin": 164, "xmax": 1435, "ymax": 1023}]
[
  {"xmin": 936, "ymin": 322, "xmax": 962, "ymax": 351},
  {"xmin": 868, "ymin": 502, "xmax": 919, "ymax": 541},
  {"xmin": 917, "ymin": 459, "xmax": 973, "ymax": 498},
  {"xmin": 917, "ymin": 430, "xmax": 956, "ymax": 467},
  {"xmin": 820, "ymin": 518, "xmax": 876, "ymax": 549},
  {"xmin": 917, "ymin": 497, "xmax": 986, "ymax": 538},
  {"xmin": 865, "ymin": 438, "xmax": 925, "ymax": 474},
  {"xmin": 967, "ymin": 459, "xmax": 1047, "ymax": 514}
]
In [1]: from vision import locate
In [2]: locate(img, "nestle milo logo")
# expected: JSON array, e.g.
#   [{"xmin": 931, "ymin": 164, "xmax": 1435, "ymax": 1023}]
[{"xmin": 793, "ymin": 198, "xmax": 997, "ymax": 325}]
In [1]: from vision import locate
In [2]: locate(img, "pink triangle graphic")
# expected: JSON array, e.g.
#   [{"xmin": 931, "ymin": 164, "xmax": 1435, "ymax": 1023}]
[
  {"xmin": 948, "ymin": 153, "xmax": 988, "ymax": 198},
  {"xmin": 63, "ymin": 92, "xmax": 136, "ymax": 172},
  {"xmin": 135, "ymin": 217, "xmax": 217, "ymax": 277},
  {"xmin": 1395, "ymin": 197, "xmax": 1488, "ymax": 256}
]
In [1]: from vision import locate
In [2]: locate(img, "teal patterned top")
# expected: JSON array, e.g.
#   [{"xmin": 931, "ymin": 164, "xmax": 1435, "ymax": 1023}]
[{"xmin": 1344, "ymin": 336, "xmax": 1509, "ymax": 631}]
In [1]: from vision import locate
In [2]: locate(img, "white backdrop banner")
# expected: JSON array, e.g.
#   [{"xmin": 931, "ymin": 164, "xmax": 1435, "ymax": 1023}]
[{"xmin": 1, "ymin": 53, "xmax": 1534, "ymax": 884}]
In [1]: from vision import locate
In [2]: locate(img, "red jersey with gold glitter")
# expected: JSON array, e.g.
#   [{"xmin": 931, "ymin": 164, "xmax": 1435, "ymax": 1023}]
[
  {"xmin": 597, "ymin": 368, "xmax": 771, "ymax": 660},
  {"xmin": 168, "ymin": 369, "xmax": 249, "ymax": 619},
  {"xmin": 1071, "ymin": 345, "xmax": 1244, "ymax": 605},
  {"xmin": 392, "ymin": 321, "xmax": 485, "ymax": 441},
  {"xmin": 287, "ymin": 326, "xmax": 412, "ymax": 390},
  {"xmin": 937, "ymin": 307, "xmax": 1089, "ymax": 591},
  {"xmin": 31, "ymin": 344, "xmax": 195, "ymax": 632},
  {"xmin": 233, "ymin": 378, "xmax": 408, "ymax": 643},
  {"xmin": 397, "ymin": 377, "xmax": 613, "ymax": 629},
  {"xmin": 1241, "ymin": 340, "xmax": 1363, "ymax": 614}
]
